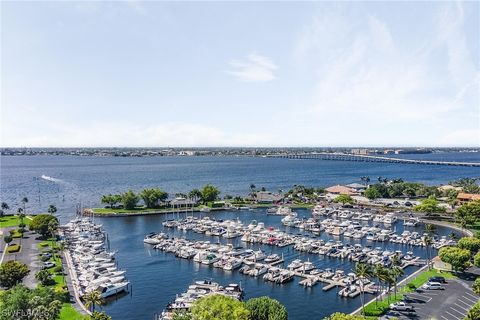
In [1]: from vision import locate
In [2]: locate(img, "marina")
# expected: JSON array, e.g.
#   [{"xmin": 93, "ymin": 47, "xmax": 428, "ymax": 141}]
[
  {"xmin": 1, "ymin": 154, "xmax": 477, "ymax": 320},
  {"xmin": 59, "ymin": 218, "xmax": 130, "ymax": 301}
]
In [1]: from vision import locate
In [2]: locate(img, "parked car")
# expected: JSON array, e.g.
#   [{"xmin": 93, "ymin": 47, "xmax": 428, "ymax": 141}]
[
  {"xmin": 421, "ymin": 282, "xmax": 445, "ymax": 290},
  {"xmin": 390, "ymin": 301, "xmax": 414, "ymax": 311},
  {"xmin": 43, "ymin": 261, "xmax": 55, "ymax": 269},
  {"xmin": 429, "ymin": 276, "xmax": 447, "ymax": 284},
  {"xmin": 40, "ymin": 252, "xmax": 52, "ymax": 258}
]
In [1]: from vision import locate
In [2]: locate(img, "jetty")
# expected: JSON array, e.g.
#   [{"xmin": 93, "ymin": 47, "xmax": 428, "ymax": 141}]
[{"xmin": 265, "ymin": 152, "xmax": 480, "ymax": 167}]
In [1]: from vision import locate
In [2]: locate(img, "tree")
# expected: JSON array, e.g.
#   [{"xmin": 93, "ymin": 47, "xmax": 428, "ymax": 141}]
[
  {"xmin": 360, "ymin": 176, "xmax": 370, "ymax": 187},
  {"xmin": 439, "ymin": 246, "xmax": 471, "ymax": 272},
  {"xmin": 465, "ymin": 301, "xmax": 480, "ymax": 320},
  {"xmin": 121, "ymin": 190, "xmax": 139, "ymax": 210},
  {"xmin": 190, "ymin": 294, "xmax": 249, "ymax": 320},
  {"xmin": 390, "ymin": 255, "xmax": 404, "ymax": 298},
  {"xmin": 450, "ymin": 178, "xmax": 480, "ymax": 194},
  {"xmin": 47, "ymin": 205, "xmax": 57, "ymax": 215},
  {"xmin": 29, "ymin": 214, "xmax": 59, "ymax": 238},
  {"xmin": 414, "ymin": 197, "xmax": 446, "ymax": 214},
  {"xmin": 363, "ymin": 187, "xmax": 380, "ymax": 200},
  {"xmin": 4, "ymin": 235, "xmax": 12, "ymax": 245},
  {"xmin": 422, "ymin": 235, "xmax": 433, "ymax": 270},
  {"xmin": 458, "ymin": 237, "xmax": 480, "ymax": 253},
  {"xmin": 101, "ymin": 194, "xmax": 121, "ymax": 208},
  {"xmin": 200, "ymin": 184, "xmax": 220, "ymax": 204},
  {"xmin": 334, "ymin": 194, "xmax": 355, "ymax": 205},
  {"xmin": 140, "ymin": 188, "xmax": 168, "ymax": 208},
  {"xmin": 83, "ymin": 290, "xmax": 105, "ymax": 312},
  {"xmin": 90, "ymin": 311, "xmax": 112, "ymax": 320},
  {"xmin": 456, "ymin": 201, "xmax": 480, "ymax": 227},
  {"xmin": 354, "ymin": 263, "xmax": 372, "ymax": 315},
  {"xmin": 35, "ymin": 269, "xmax": 53, "ymax": 286},
  {"xmin": 323, "ymin": 312, "xmax": 366, "ymax": 320},
  {"xmin": 21, "ymin": 197, "xmax": 28, "ymax": 213},
  {"xmin": 189, "ymin": 189, "xmax": 202, "ymax": 203},
  {"xmin": 0, "ymin": 202, "xmax": 8, "ymax": 218},
  {"xmin": 17, "ymin": 207, "xmax": 26, "ymax": 226},
  {"xmin": 246, "ymin": 296, "xmax": 288, "ymax": 320},
  {"xmin": 1, "ymin": 202, "xmax": 9, "ymax": 211},
  {"xmin": 0, "ymin": 260, "xmax": 30, "ymax": 288},
  {"xmin": 0, "ymin": 285, "xmax": 64, "ymax": 320},
  {"xmin": 473, "ymin": 278, "xmax": 480, "ymax": 295}
]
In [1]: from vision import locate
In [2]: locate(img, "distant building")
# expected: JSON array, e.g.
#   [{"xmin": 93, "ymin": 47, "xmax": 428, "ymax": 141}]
[
  {"xmin": 325, "ymin": 185, "xmax": 357, "ymax": 195},
  {"xmin": 457, "ymin": 193, "xmax": 480, "ymax": 204},
  {"xmin": 351, "ymin": 148, "xmax": 369, "ymax": 155},
  {"xmin": 253, "ymin": 191, "xmax": 283, "ymax": 203},
  {"xmin": 345, "ymin": 183, "xmax": 366, "ymax": 192},
  {"xmin": 438, "ymin": 185, "xmax": 463, "ymax": 192}
]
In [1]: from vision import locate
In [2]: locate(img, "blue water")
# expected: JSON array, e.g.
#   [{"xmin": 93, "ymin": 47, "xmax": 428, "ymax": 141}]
[
  {"xmin": 1, "ymin": 153, "xmax": 479, "ymax": 217},
  {"xmin": 0, "ymin": 154, "xmax": 478, "ymax": 319}
]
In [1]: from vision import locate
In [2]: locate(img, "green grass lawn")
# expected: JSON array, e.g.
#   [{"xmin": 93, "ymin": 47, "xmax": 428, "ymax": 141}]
[
  {"xmin": 363, "ymin": 269, "xmax": 456, "ymax": 316},
  {"xmin": 0, "ymin": 215, "xmax": 31, "ymax": 228},
  {"xmin": 58, "ymin": 303, "xmax": 88, "ymax": 320}
]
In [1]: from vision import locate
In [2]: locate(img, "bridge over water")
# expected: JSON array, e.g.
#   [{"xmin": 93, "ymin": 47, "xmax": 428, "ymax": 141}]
[{"xmin": 264, "ymin": 153, "xmax": 480, "ymax": 167}]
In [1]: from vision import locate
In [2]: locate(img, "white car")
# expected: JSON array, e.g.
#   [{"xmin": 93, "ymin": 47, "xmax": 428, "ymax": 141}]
[
  {"xmin": 390, "ymin": 302, "xmax": 414, "ymax": 311},
  {"xmin": 421, "ymin": 282, "xmax": 444, "ymax": 290}
]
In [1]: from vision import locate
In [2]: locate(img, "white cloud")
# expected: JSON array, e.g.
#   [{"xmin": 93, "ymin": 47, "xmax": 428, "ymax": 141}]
[
  {"xmin": 285, "ymin": 3, "xmax": 480, "ymax": 146},
  {"xmin": 1, "ymin": 121, "xmax": 278, "ymax": 148},
  {"xmin": 226, "ymin": 53, "xmax": 278, "ymax": 82}
]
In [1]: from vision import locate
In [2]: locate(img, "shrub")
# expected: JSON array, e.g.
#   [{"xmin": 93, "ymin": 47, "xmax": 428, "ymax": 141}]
[
  {"xmin": 475, "ymin": 252, "xmax": 480, "ymax": 267},
  {"xmin": 53, "ymin": 266, "xmax": 63, "ymax": 274},
  {"xmin": 0, "ymin": 260, "xmax": 30, "ymax": 288},
  {"xmin": 473, "ymin": 278, "xmax": 480, "ymax": 295},
  {"xmin": 458, "ymin": 237, "xmax": 480, "ymax": 253},
  {"xmin": 439, "ymin": 246, "xmax": 471, "ymax": 272},
  {"xmin": 6, "ymin": 244, "xmax": 21, "ymax": 253},
  {"xmin": 466, "ymin": 301, "xmax": 480, "ymax": 320}
]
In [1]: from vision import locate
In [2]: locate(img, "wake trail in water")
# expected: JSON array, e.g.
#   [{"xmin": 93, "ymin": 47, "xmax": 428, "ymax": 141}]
[{"xmin": 40, "ymin": 175, "xmax": 64, "ymax": 183}]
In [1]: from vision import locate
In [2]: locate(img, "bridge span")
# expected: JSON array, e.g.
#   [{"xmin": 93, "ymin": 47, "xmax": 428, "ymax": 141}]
[{"xmin": 264, "ymin": 153, "xmax": 480, "ymax": 167}]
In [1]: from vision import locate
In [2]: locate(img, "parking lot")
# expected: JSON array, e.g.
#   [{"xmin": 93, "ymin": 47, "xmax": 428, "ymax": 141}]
[{"xmin": 385, "ymin": 278, "xmax": 479, "ymax": 320}]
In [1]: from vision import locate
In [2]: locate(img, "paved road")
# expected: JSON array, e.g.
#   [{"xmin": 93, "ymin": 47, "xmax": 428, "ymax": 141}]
[{"xmin": 385, "ymin": 278, "xmax": 479, "ymax": 320}]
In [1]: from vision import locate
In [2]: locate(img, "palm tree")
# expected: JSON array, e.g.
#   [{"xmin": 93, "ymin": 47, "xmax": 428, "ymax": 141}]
[
  {"xmin": 354, "ymin": 262, "xmax": 373, "ymax": 315},
  {"xmin": 423, "ymin": 223, "xmax": 436, "ymax": 270},
  {"xmin": 21, "ymin": 197, "xmax": 28, "ymax": 214},
  {"xmin": 48, "ymin": 205, "xmax": 57, "ymax": 215},
  {"xmin": 373, "ymin": 264, "xmax": 386, "ymax": 305},
  {"xmin": 188, "ymin": 189, "xmax": 202, "ymax": 204},
  {"xmin": 17, "ymin": 208, "xmax": 25, "ymax": 225},
  {"xmin": 83, "ymin": 290, "xmax": 104, "ymax": 312},
  {"xmin": 391, "ymin": 255, "xmax": 404, "ymax": 299},
  {"xmin": 360, "ymin": 176, "xmax": 370, "ymax": 187},
  {"xmin": 422, "ymin": 235, "xmax": 433, "ymax": 270}
]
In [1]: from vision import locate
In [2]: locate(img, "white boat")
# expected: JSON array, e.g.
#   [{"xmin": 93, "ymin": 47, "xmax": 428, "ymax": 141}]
[{"xmin": 89, "ymin": 281, "xmax": 130, "ymax": 299}]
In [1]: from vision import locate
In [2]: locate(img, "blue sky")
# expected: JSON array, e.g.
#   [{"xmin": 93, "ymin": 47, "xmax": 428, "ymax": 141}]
[{"xmin": 1, "ymin": 1, "xmax": 479, "ymax": 147}]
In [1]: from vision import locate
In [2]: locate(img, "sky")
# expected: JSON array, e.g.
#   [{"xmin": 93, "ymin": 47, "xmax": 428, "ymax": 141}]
[{"xmin": 1, "ymin": 1, "xmax": 479, "ymax": 147}]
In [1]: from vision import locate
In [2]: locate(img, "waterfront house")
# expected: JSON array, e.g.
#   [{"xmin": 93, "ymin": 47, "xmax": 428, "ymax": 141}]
[
  {"xmin": 456, "ymin": 193, "xmax": 480, "ymax": 204},
  {"xmin": 251, "ymin": 191, "xmax": 283, "ymax": 204},
  {"xmin": 345, "ymin": 183, "xmax": 366, "ymax": 193},
  {"xmin": 325, "ymin": 185, "xmax": 358, "ymax": 196}
]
